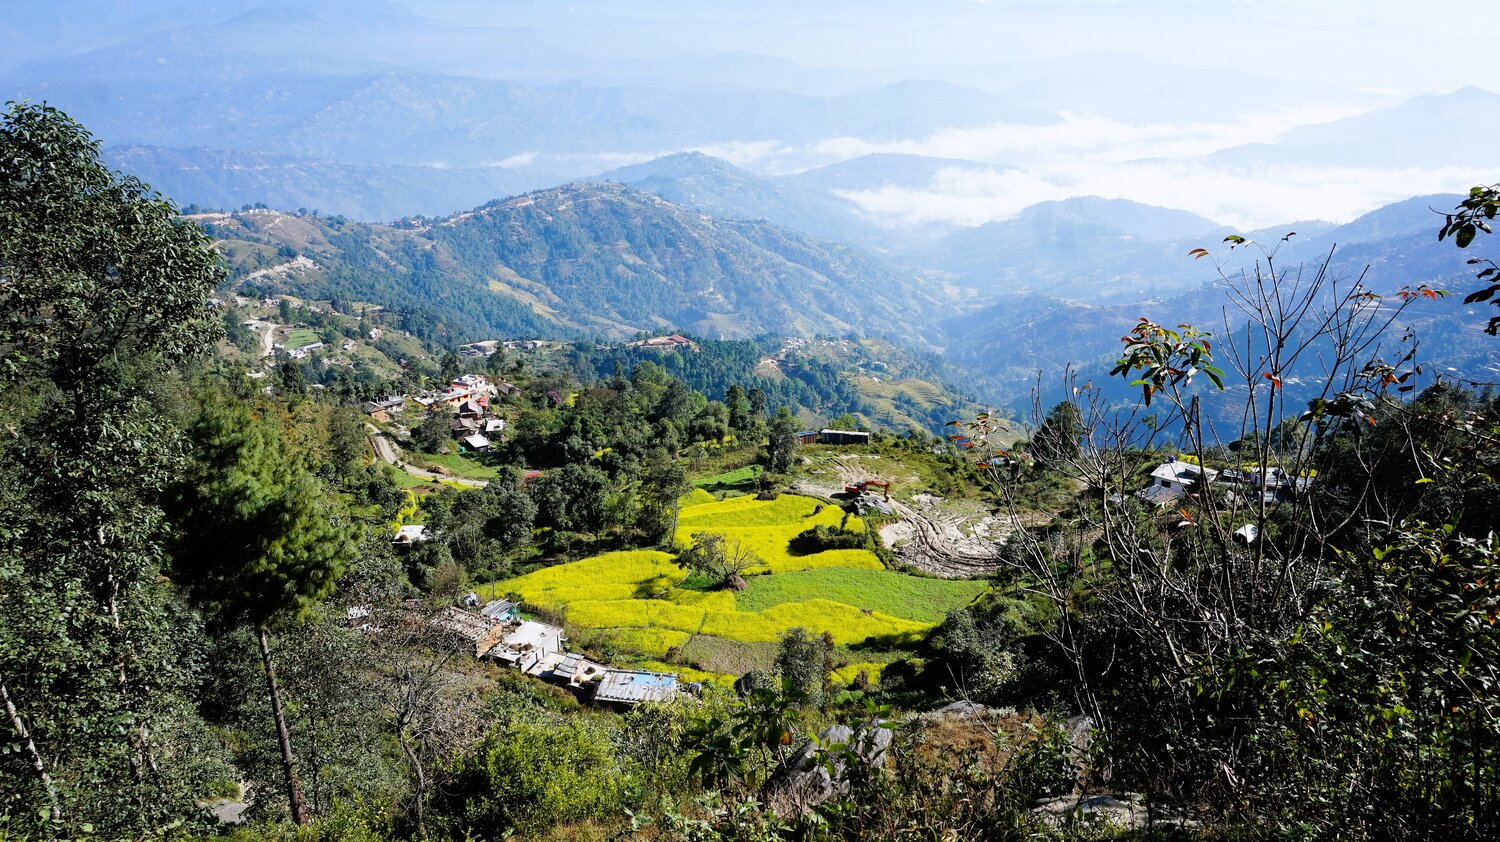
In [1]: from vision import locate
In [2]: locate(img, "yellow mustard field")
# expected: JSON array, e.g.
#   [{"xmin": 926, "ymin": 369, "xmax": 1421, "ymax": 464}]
[{"xmin": 488, "ymin": 494, "xmax": 976, "ymax": 678}]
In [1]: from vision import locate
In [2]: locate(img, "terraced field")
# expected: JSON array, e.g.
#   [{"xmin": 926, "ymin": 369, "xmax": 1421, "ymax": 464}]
[{"xmin": 483, "ymin": 494, "xmax": 990, "ymax": 681}]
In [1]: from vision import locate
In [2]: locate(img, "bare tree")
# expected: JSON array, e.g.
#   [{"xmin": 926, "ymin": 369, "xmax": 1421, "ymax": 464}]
[
  {"xmin": 680, "ymin": 533, "xmax": 765, "ymax": 590},
  {"xmin": 960, "ymin": 235, "xmax": 1450, "ymax": 816}
]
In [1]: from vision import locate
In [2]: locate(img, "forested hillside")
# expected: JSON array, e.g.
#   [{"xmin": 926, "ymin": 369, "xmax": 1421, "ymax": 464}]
[{"xmin": 203, "ymin": 182, "xmax": 948, "ymax": 346}]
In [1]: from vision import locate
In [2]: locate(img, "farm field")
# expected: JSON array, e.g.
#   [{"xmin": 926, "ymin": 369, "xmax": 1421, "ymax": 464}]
[
  {"xmin": 736, "ymin": 568, "xmax": 987, "ymax": 623},
  {"xmin": 675, "ymin": 493, "xmax": 882, "ymax": 574},
  {"xmin": 284, "ymin": 327, "xmax": 319, "ymax": 348},
  {"xmin": 412, "ymin": 450, "xmax": 500, "ymax": 480},
  {"xmin": 484, "ymin": 494, "xmax": 990, "ymax": 678}
]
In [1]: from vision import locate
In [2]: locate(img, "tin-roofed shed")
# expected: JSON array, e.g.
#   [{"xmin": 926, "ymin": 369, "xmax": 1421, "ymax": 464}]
[{"xmin": 594, "ymin": 670, "xmax": 678, "ymax": 706}]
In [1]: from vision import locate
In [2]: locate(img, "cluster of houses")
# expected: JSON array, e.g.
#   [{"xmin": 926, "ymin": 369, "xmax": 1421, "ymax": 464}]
[
  {"xmin": 1135, "ymin": 456, "xmax": 1312, "ymax": 507},
  {"xmin": 365, "ymin": 374, "xmax": 518, "ymax": 452},
  {"xmin": 425, "ymin": 597, "xmax": 682, "ymax": 707}
]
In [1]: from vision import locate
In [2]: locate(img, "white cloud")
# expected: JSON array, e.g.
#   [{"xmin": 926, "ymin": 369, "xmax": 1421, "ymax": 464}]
[
  {"xmin": 487, "ymin": 151, "xmax": 538, "ymax": 169},
  {"xmin": 689, "ymin": 140, "xmax": 793, "ymax": 168},
  {"xmin": 803, "ymin": 108, "xmax": 1485, "ymax": 229}
]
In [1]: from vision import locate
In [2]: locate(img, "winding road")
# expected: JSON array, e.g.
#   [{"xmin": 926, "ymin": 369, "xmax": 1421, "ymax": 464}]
[{"xmin": 367, "ymin": 425, "xmax": 490, "ymax": 489}]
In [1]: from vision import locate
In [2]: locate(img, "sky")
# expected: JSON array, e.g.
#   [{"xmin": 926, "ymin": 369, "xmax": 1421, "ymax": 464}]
[
  {"xmin": 406, "ymin": 0, "xmax": 1500, "ymax": 228},
  {"xmin": 5, "ymin": 0, "xmax": 1496, "ymax": 229}
]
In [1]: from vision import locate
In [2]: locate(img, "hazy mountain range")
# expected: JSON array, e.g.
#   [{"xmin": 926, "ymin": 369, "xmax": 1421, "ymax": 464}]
[{"xmin": 7, "ymin": 0, "xmax": 1496, "ymax": 230}]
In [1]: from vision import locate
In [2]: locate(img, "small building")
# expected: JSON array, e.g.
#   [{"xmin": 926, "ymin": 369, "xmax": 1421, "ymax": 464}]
[
  {"xmin": 797, "ymin": 430, "xmax": 820, "ymax": 445},
  {"xmin": 363, "ymin": 396, "xmax": 407, "ymax": 421},
  {"xmin": 1147, "ymin": 458, "xmax": 1217, "ymax": 494},
  {"xmin": 629, "ymin": 334, "xmax": 698, "ymax": 351},
  {"xmin": 456, "ymin": 398, "xmax": 485, "ymax": 418},
  {"xmin": 479, "ymin": 599, "xmax": 520, "ymax": 623},
  {"xmin": 427, "ymin": 606, "xmax": 505, "ymax": 658},
  {"xmin": 485, "ymin": 621, "xmax": 565, "ymax": 673},
  {"xmin": 550, "ymin": 652, "xmax": 608, "ymax": 688},
  {"xmin": 394, "ymin": 524, "xmax": 430, "ymax": 545},
  {"xmin": 1135, "ymin": 484, "xmax": 1183, "ymax": 506},
  {"xmin": 594, "ymin": 670, "xmax": 679, "ymax": 706},
  {"xmin": 451, "ymin": 416, "xmax": 480, "ymax": 436},
  {"xmin": 461, "ymin": 433, "xmax": 491, "ymax": 452},
  {"xmin": 483, "ymin": 418, "xmax": 506, "ymax": 436},
  {"xmin": 819, "ymin": 429, "xmax": 870, "ymax": 446}
]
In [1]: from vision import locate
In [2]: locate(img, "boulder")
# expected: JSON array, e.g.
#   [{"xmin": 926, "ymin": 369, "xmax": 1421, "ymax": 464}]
[{"xmin": 763, "ymin": 723, "xmax": 893, "ymax": 816}]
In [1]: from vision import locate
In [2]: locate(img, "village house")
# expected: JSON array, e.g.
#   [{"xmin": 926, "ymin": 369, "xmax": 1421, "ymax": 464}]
[
  {"xmin": 628, "ymin": 333, "xmax": 698, "ymax": 351},
  {"xmin": 594, "ymin": 670, "xmax": 679, "ymax": 706},
  {"xmin": 393, "ymin": 524, "xmax": 429, "ymax": 545},
  {"xmin": 820, "ymin": 429, "xmax": 871, "ymax": 446},
  {"xmin": 363, "ymin": 396, "xmax": 407, "ymax": 422},
  {"xmin": 1136, "ymin": 458, "xmax": 1219, "ymax": 505},
  {"xmin": 458, "ymin": 339, "xmax": 501, "ymax": 358},
  {"xmin": 484, "ymin": 620, "xmax": 566, "ymax": 673},
  {"xmin": 461, "ymin": 433, "xmax": 491, "ymax": 452},
  {"xmin": 549, "ymin": 652, "xmax": 609, "ymax": 689},
  {"xmin": 427, "ymin": 606, "xmax": 507, "ymax": 658},
  {"xmin": 479, "ymin": 599, "xmax": 519, "ymax": 623}
]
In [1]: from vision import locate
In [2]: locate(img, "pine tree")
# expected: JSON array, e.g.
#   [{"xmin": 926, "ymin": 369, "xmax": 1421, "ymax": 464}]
[{"xmin": 173, "ymin": 395, "xmax": 356, "ymax": 825}]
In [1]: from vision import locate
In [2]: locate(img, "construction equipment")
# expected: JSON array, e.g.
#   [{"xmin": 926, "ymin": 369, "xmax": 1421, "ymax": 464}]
[{"xmin": 842, "ymin": 479, "xmax": 892, "ymax": 500}]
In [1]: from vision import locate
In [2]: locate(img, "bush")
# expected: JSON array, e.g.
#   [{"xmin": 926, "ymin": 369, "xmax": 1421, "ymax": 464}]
[
  {"xmin": 788, "ymin": 524, "xmax": 865, "ymax": 553},
  {"xmin": 442, "ymin": 709, "xmax": 640, "ymax": 835}
]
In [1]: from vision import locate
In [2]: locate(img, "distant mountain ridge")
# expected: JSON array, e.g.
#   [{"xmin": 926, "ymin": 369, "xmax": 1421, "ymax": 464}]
[{"xmin": 205, "ymin": 181, "xmax": 949, "ymax": 346}]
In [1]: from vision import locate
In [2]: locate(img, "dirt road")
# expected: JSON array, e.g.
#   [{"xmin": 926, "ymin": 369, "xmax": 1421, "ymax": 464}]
[
  {"xmin": 796, "ymin": 455, "xmax": 1006, "ymax": 579},
  {"xmin": 367, "ymin": 425, "xmax": 489, "ymax": 489}
]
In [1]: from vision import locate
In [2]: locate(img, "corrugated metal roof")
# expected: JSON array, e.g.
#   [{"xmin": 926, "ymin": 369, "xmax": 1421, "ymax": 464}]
[{"xmin": 594, "ymin": 670, "xmax": 678, "ymax": 705}]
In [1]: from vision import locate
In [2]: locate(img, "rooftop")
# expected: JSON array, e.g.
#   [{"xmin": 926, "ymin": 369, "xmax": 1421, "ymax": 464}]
[{"xmin": 594, "ymin": 670, "xmax": 678, "ymax": 705}]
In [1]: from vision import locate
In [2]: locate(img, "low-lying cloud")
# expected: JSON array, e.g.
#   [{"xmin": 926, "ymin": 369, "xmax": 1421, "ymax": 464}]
[{"xmin": 807, "ymin": 108, "xmax": 1490, "ymax": 229}]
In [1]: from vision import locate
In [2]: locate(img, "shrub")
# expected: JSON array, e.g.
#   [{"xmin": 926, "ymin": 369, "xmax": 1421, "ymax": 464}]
[{"xmin": 445, "ymin": 710, "xmax": 640, "ymax": 835}]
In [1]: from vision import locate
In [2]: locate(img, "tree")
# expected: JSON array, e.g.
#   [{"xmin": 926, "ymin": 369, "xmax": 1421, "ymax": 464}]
[
  {"xmin": 766, "ymin": 407, "xmax": 800, "ymax": 474},
  {"xmin": 679, "ymin": 532, "xmax": 764, "ymax": 589},
  {"xmin": 411, "ymin": 409, "xmax": 453, "ymax": 453},
  {"xmin": 726, "ymin": 384, "xmax": 752, "ymax": 433},
  {"xmin": 1030, "ymin": 400, "xmax": 1082, "ymax": 471},
  {"xmin": 0, "ymin": 103, "xmax": 227, "ymax": 835},
  {"xmin": 637, "ymin": 448, "xmax": 689, "ymax": 546},
  {"xmin": 172, "ymin": 395, "xmax": 356, "ymax": 825},
  {"xmin": 530, "ymin": 463, "xmax": 611, "ymax": 535},
  {"xmin": 1439, "ymin": 184, "xmax": 1500, "ymax": 334},
  {"xmin": 774, "ymin": 627, "xmax": 834, "ymax": 709}
]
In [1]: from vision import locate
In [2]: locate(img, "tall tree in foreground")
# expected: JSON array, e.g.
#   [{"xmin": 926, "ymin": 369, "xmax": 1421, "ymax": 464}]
[
  {"xmin": 0, "ymin": 103, "xmax": 227, "ymax": 834},
  {"xmin": 173, "ymin": 395, "xmax": 356, "ymax": 825}
]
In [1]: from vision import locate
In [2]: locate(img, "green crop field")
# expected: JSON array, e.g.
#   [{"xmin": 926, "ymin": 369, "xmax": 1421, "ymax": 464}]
[
  {"xmin": 284, "ymin": 327, "xmax": 319, "ymax": 348},
  {"xmin": 737, "ymin": 568, "xmax": 988, "ymax": 623},
  {"xmin": 482, "ymin": 494, "xmax": 989, "ymax": 681}
]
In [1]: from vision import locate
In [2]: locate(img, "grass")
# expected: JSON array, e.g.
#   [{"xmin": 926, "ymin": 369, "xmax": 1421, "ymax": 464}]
[
  {"xmin": 692, "ymin": 464, "xmax": 762, "ymax": 496},
  {"xmin": 284, "ymin": 327, "xmax": 319, "ymax": 347},
  {"xmin": 737, "ymin": 568, "xmax": 987, "ymax": 623},
  {"xmin": 575, "ymin": 627, "xmax": 691, "ymax": 659},
  {"xmin": 678, "ymin": 488, "xmax": 718, "ymax": 507},
  {"xmin": 480, "ymin": 550, "xmax": 684, "ymax": 608},
  {"xmin": 681, "ymin": 635, "xmax": 780, "ymax": 675},
  {"xmin": 831, "ymin": 662, "xmax": 887, "ymax": 686},
  {"xmin": 413, "ymin": 451, "xmax": 501, "ymax": 480}
]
